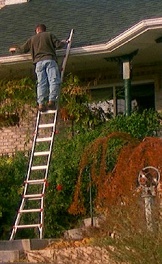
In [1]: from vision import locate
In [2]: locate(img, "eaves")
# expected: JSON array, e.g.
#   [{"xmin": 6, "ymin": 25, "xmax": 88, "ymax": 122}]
[
  {"xmin": 1, "ymin": 18, "xmax": 162, "ymax": 65},
  {"xmin": 71, "ymin": 18, "xmax": 162, "ymax": 56}
]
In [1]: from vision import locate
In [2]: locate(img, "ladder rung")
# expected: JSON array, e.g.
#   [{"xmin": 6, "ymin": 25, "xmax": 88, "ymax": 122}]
[
  {"xmin": 23, "ymin": 194, "xmax": 44, "ymax": 199},
  {"xmin": 19, "ymin": 208, "xmax": 43, "ymax": 213},
  {"xmin": 14, "ymin": 224, "xmax": 42, "ymax": 229},
  {"xmin": 26, "ymin": 197, "xmax": 43, "ymax": 201},
  {"xmin": 36, "ymin": 137, "xmax": 52, "ymax": 142},
  {"xmin": 41, "ymin": 110, "xmax": 57, "ymax": 114},
  {"xmin": 24, "ymin": 179, "xmax": 46, "ymax": 184},
  {"xmin": 34, "ymin": 151, "xmax": 50, "ymax": 156},
  {"xmin": 31, "ymin": 165, "xmax": 48, "ymax": 170},
  {"xmin": 39, "ymin": 123, "xmax": 55, "ymax": 128}
]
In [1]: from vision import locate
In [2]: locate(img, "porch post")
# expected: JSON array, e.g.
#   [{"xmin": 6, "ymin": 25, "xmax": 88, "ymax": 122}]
[
  {"xmin": 123, "ymin": 60, "xmax": 131, "ymax": 116},
  {"xmin": 105, "ymin": 49, "xmax": 138, "ymax": 117},
  {"xmin": 113, "ymin": 85, "xmax": 117, "ymax": 117}
]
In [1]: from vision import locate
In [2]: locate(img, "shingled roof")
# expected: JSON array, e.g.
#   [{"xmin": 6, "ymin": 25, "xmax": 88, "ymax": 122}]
[{"xmin": 1, "ymin": 0, "xmax": 162, "ymax": 57}]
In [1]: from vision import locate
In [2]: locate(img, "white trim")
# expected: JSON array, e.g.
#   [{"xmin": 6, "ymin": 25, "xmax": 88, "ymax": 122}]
[
  {"xmin": 0, "ymin": 54, "xmax": 31, "ymax": 64},
  {"xmin": 72, "ymin": 18, "xmax": 162, "ymax": 55},
  {"xmin": 5, "ymin": 0, "xmax": 29, "ymax": 5},
  {"xmin": 89, "ymin": 79, "xmax": 155, "ymax": 90},
  {"xmin": 1, "ymin": 18, "xmax": 162, "ymax": 64}
]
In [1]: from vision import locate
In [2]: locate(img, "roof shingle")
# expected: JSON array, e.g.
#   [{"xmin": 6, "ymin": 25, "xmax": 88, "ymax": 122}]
[{"xmin": 1, "ymin": 0, "xmax": 162, "ymax": 56}]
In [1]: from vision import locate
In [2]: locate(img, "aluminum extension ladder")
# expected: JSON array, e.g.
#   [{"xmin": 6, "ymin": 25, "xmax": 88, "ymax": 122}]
[{"xmin": 10, "ymin": 29, "xmax": 74, "ymax": 240}]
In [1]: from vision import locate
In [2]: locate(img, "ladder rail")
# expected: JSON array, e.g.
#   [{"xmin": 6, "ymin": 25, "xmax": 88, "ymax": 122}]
[
  {"xmin": 40, "ymin": 110, "xmax": 58, "ymax": 233},
  {"xmin": 35, "ymin": 32, "xmax": 74, "ymax": 226},
  {"xmin": 61, "ymin": 28, "xmax": 74, "ymax": 82},
  {"xmin": 23, "ymin": 112, "xmax": 41, "ymax": 198},
  {"xmin": 10, "ymin": 197, "xmax": 26, "ymax": 239}
]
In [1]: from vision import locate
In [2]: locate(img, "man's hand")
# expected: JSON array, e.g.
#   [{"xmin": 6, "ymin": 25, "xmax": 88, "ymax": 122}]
[
  {"xmin": 61, "ymin": 39, "xmax": 70, "ymax": 44},
  {"xmin": 9, "ymin": 47, "xmax": 16, "ymax": 53}
]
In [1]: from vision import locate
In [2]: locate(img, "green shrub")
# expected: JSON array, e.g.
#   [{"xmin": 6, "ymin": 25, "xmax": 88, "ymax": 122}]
[
  {"xmin": 102, "ymin": 109, "xmax": 160, "ymax": 139},
  {"xmin": 44, "ymin": 130, "xmax": 102, "ymax": 237},
  {"xmin": 0, "ymin": 109, "xmax": 161, "ymax": 239},
  {"xmin": 0, "ymin": 152, "xmax": 27, "ymax": 239}
]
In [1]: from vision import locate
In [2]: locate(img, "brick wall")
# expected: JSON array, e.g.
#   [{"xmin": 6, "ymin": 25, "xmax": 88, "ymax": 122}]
[
  {"xmin": 0, "ymin": 107, "xmax": 36, "ymax": 156},
  {"xmin": 0, "ymin": 107, "xmax": 68, "ymax": 156}
]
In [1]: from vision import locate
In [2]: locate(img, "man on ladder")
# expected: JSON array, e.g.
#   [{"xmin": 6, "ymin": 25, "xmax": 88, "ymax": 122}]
[
  {"xmin": 9, "ymin": 23, "xmax": 68, "ymax": 112},
  {"xmin": 9, "ymin": 26, "xmax": 73, "ymax": 240}
]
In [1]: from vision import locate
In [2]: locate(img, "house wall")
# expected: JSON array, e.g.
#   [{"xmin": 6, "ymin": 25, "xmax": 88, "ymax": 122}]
[
  {"xmin": 0, "ymin": 63, "xmax": 162, "ymax": 156},
  {"xmin": 0, "ymin": 107, "xmax": 36, "ymax": 156},
  {"xmin": 76, "ymin": 63, "xmax": 162, "ymax": 112},
  {"xmin": 0, "ymin": 107, "xmax": 67, "ymax": 156},
  {"xmin": 155, "ymin": 76, "xmax": 162, "ymax": 112}
]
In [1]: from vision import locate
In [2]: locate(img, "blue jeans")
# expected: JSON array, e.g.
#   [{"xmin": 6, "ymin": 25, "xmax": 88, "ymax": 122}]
[{"xmin": 35, "ymin": 59, "xmax": 61, "ymax": 105}]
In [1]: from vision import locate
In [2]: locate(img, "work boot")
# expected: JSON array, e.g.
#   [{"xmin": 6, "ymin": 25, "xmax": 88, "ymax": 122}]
[
  {"xmin": 47, "ymin": 101, "xmax": 56, "ymax": 110},
  {"xmin": 38, "ymin": 104, "xmax": 47, "ymax": 112}
]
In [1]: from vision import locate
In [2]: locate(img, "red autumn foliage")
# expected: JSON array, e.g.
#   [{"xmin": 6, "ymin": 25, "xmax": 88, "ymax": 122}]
[
  {"xmin": 69, "ymin": 132, "xmax": 162, "ymax": 215},
  {"xmin": 56, "ymin": 184, "xmax": 63, "ymax": 191}
]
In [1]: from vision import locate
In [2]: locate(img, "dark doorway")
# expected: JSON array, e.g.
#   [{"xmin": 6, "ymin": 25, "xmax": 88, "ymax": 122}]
[{"xmin": 132, "ymin": 83, "xmax": 155, "ymax": 112}]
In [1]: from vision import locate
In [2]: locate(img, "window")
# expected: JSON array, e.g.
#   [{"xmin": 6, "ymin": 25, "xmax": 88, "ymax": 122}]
[{"xmin": 89, "ymin": 87, "xmax": 114, "ymax": 118}]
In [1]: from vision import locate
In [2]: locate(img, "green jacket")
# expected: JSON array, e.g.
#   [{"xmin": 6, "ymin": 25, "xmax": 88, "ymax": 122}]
[{"xmin": 17, "ymin": 31, "xmax": 64, "ymax": 64}]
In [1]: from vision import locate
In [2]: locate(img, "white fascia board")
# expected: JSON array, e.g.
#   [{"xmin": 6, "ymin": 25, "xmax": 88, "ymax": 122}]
[
  {"xmin": 1, "ymin": 18, "xmax": 162, "ymax": 64},
  {"xmin": 71, "ymin": 18, "xmax": 162, "ymax": 55},
  {"xmin": 0, "ymin": 54, "xmax": 31, "ymax": 64},
  {"xmin": 5, "ymin": 0, "xmax": 28, "ymax": 5}
]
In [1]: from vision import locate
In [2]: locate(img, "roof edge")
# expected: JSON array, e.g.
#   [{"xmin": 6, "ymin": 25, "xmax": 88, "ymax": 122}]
[
  {"xmin": 1, "ymin": 18, "xmax": 162, "ymax": 64},
  {"xmin": 71, "ymin": 17, "xmax": 162, "ymax": 55}
]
